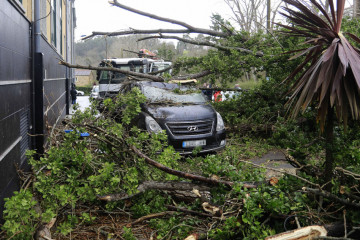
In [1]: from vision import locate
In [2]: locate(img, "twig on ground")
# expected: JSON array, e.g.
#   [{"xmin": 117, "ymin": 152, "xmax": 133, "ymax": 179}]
[
  {"xmin": 239, "ymin": 159, "xmax": 319, "ymax": 187},
  {"xmin": 313, "ymin": 237, "xmax": 355, "ymax": 240},
  {"xmin": 166, "ymin": 205, "xmax": 214, "ymax": 218},
  {"xmin": 127, "ymin": 211, "xmax": 175, "ymax": 227},
  {"xmin": 343, "ymin": 209, "xmax": 347, "ymax": 238},
  {"xmin": 97, "ymin": 181, "xmax": 212, "ymax": 201},
  {"xmin": 335, "ymin": 167, "xmax": 360, "ymax": 181},
  {"xmin": 302, "ymin": 187, "xmax": 360, "ymax": 208}
]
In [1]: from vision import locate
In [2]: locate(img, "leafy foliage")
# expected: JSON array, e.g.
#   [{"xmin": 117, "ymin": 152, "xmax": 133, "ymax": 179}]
[
  {"xmin": 0, "ymin": 87, "xmax": 314, "ymax": 239},
  {"xmin": 2, "ymin": 4, "xmax": 360, "ymax": 238},
  {"xmin": 279, "ymin": 0, "xmax": 360, "ymax": 128},
  {"xmin": 2, "ymin": 190, "xmax": 40, "ymax": 239}
]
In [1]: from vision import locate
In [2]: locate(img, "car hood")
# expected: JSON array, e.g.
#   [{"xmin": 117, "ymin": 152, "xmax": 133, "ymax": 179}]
[{"xmin": 144, "ymin": 103, "xmax": 216, "ymax": 121}]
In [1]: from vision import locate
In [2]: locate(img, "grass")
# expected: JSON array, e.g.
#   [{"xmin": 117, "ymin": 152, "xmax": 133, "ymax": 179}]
[{"xmin": 236, "ymin": 80, "xmax": 262, "ymax": 89}]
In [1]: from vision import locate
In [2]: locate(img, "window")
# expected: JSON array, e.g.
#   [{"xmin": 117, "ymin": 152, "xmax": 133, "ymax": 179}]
[
  {"xmin": 60, "ymin": 1, "xmax": 63, "ymax": 54},
  {"xmin": 8, "ymin": 0, "xmax": 25, "ymax": 14},
  {"xmin": 51, "ymin": 0, "xmax": 56, "ymax": 47}
]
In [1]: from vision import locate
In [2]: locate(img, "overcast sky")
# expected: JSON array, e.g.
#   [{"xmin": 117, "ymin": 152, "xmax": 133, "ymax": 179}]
[{"xmin": 74, "ymin": 0, "xmax": 234, "ymax": 42}]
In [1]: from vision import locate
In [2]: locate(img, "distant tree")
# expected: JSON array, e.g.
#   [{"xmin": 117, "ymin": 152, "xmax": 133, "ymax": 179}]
[
  {"xmin": 156, "ymin": 42, "xmax": 176, "ymax": 61},
  {"xmin": 224, "ymin": 0, "xmax": 284, "ymax": 33}
]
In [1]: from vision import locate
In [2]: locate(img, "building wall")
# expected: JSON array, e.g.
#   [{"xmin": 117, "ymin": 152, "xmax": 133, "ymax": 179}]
[
  {"xmin": 40, "ymin": 36, "xmax": 68, "ymax": 135},
  {"xmin": 76, "ymin": 73, "xmax": 95, "ymax": 87},
  {"xmin": 0, "ymin": 0, "xmax": 32, "ymax": 220},
  {"xmin": 76, "ymin": 75, "xmax": 90, "ymax": 86},
  {"xmin": 0, "ymin": 0, "xmax": 75, "ymax": 220}
]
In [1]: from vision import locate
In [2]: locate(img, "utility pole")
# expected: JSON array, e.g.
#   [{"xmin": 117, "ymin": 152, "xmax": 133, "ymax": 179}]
[{"xmin": 267, "ymin": 0, "xmax": 271, "ymax": 31}]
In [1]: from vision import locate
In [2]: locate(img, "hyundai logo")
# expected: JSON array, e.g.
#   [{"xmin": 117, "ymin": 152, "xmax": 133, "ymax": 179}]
[{"xmin": 187, "ymin": 126, "xmax": 198, "ymax": 131}]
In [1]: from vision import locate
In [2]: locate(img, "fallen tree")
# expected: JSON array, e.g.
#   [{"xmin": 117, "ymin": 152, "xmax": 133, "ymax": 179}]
[
  {"xmin": 2, "ymin": 86, "xmax": 360, "ymax": 240},
  {"xmin": 72, "ymin": 1, "xmax": 262, "ymax": 83},
  {"xmin": 3, "ymin": 0, "xmax": 360, "ymax": 239}
]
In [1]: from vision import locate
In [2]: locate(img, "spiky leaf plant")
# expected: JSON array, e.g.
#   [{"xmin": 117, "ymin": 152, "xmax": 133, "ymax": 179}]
[{"xmin": 278, "ymin": 0, "xmax": 360, "ymax": 183}]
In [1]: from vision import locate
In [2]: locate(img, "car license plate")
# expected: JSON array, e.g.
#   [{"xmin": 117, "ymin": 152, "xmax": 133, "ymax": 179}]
[{"xmin": 182, "ymin": 140, "xmax": 206, "ymax": 148}]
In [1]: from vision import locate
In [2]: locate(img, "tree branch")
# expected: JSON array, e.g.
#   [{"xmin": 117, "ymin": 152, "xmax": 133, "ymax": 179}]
[
  {"xmin": 58, "ymin": 60, "xmax": 164, "ymax": 82},
  {"xmin": 59, "ymin": 60, "xmax": 212, "ymax": 82},
  {"xmin": 335, "ymin": 167, "xmax": 360, "ymax": 181},
  {"xmin": 148, "ymin": 66, "xmax": 173, "ymax": 75},
  {"xmin": 97, "ymin": 181, "xmax": 212, "ymax": 201},
  {"xmin": 78, "ymin": 124, "xmax": 260, "ymax": 191},
  {"xmin": 239, "ymin": 159, "xmax": 320, "ymax": 187},
  {"xmin": 127, "ymin": 211, "xmax": 175, "ymax": 227},
  {"xmin": 108, "ymin": 0, "xmax": 231, "ymax": 38},
  {"xmin": 166, "ymin": 205, "xmax": 213, "ymax": 218},
  {"xmin": 131, "ymin": 145, "xmax": 261, "ymax": 189},
  {"xmin": 171, "ymin": 70, "xmax": 213, "ymax": 80},
  {"xmin": 302, "ymin": 187, "xmax": 360, "ymax": 208},
  {"xmin": 137, "ymin": 34, "xmax": 261, "ymax": 55},
  {"xmin": 82, "ymin": 29, "xmax": 194, "ymax": 40}
]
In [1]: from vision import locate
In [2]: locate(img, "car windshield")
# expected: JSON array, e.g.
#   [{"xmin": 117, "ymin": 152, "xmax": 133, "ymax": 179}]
[{"xmin": 142, "ymin": 85, "xmax": 207, "ymax": 103}]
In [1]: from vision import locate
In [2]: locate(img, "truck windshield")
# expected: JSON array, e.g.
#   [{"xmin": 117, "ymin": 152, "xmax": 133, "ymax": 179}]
[
  {"xmin": 99, "ymin": 64, "xmax": 145, "ymax": 84},
  {"xmin": 142, "ymin": 86, "xmax": 207, "ymax": 104}
]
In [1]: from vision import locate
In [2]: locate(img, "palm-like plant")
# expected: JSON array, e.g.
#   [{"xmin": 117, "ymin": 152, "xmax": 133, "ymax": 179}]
[{"xmin": 278, "ymin": 0, "xmax": 360, "ymax": 184}]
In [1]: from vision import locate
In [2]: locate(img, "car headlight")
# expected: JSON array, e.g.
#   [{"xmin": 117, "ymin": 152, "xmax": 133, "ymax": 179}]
[
  {"xmin": 145, "ymin": 116, "xmax": 162, "ymax": 133},
  {"xmin": 216, "ymin": 112, "xmax": 225, "ymax": 131}
]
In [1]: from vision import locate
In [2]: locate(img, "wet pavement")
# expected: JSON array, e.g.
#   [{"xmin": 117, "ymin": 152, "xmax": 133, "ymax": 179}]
[
  {"xmin": 249, "ymin": 150, "xmax": 297, "ymax": 179},
  {"xmin": 70, "ymin": 96, "xmax": 91, "ymax": 113}
]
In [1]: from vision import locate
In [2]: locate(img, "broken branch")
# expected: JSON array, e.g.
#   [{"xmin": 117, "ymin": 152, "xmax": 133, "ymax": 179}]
[
  {"xmin": 239, "ymin": 159, "xmax": 320, "ymax": 187},
  {"xmin": 148, "ymin": 66, "xmax": 173, "ymax": 75},
  {"xmin": 97, "ymin": 181, "xmax": 212, "ymax": 202},
  {"xmin": 137, "ymin": 34, "xmax": 259, "ymax": 55},
  {"xmin": 166, "ymin": 205, "xmax": 213, "ymax": 218},
  {"xmin": 59, "ymin": 60, "xmax": 212, "ymax": 82},
  {"xmin": 82, "ymin": 29, "xmax": 194, "ymax": 40},
  {"xmin": 127, "ymin": 211, "xmax": 175, "ymax": 227},
  {"xmin": 108, "ymin": 0, "xmax": 231, "ymax": 38},
  {"xmin": 131, "ymin": 145, "xmax": 261, "ymax": 189},
  {"xmin": 171, "ymin": 70, "xmax": 212, "ymax": 80},
  {"xmin": 335, "ymin": 167, "xmax": 360, "ymax": 181},
  {"xmin": 302, "ymin": 187, "xmax": 360, "ymax": 208},
  {"xmin": 58, "ymin": 60, "xmax": 164, "ymax": 82}
]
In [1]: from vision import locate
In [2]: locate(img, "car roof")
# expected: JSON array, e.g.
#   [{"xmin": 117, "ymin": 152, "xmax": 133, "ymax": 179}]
[
  {"xmin": 102, "ymin": 58, "xmax": 156, "ymax": 64},
  {"xmin": 138, "ymin": 81, "xmax": 180, "ymax": 90}
]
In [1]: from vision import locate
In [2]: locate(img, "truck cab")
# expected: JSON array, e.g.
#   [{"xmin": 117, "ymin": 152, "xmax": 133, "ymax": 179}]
[{"xmin": 97, "ymin": 58, "xmax": 172, "ymax": 99}]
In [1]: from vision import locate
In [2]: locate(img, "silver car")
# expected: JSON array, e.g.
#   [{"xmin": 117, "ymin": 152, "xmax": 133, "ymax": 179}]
[{"xmin": 90, "ymin": 85, "xmax": 99, "ymax": 99}]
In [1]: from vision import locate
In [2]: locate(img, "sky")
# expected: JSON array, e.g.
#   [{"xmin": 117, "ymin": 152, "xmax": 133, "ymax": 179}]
[{"xmin": 74, "ymin": 0, "xmax": 234, "ymax": 42}]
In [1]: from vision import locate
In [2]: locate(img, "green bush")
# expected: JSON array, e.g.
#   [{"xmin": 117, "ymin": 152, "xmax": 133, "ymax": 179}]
[{"xmin": 76, "ymin": 86, "xmax": 92, "ymax": 95}]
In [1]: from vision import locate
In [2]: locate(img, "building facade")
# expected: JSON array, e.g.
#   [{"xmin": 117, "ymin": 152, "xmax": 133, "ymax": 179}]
[
  {"xmin": 0, "ymin": 0, "xmax": 76, "ymax": 219},
  {"xmin": 75, "ymin": 69, "xmax": 95, "ymax": 87}
]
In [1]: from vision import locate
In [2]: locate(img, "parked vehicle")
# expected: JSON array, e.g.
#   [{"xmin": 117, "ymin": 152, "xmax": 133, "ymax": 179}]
[
  {"xmin": 97, "ymin": 58, "xmax": 172, "ymax": 99},
  {"xmin": 90, "ymin": 85, "xmax": 99, "ymax": 99},
  {"xmin": 124, "ymin": 81, "xmax": 226, "ymax": 154},
  {"xmin": 76, "ymin": 90, "xmax": 84, "ymax": 96},
  {"xmin": 96, "ymin": 56, "xmax": 225, "ymax": 154},
  {"xmin": 212, "ymin": 91, "xmax": 241, "ymax": 102}
]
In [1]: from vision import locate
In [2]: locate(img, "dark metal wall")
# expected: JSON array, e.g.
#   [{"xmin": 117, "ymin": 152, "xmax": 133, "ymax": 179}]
[
  {"xmin": 39, "ymin": 37, "xmax": 68, "ymax": 141},
  {"xmin": 0, "ymin": 0, "xmax": 70, "ymax": 220},
  {"xmin": 0, "ymin": 0, "xmax": 32, "ymax": 219}
]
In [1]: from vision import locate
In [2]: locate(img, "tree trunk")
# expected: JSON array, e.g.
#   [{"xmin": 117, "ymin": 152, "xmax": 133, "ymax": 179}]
[
  {"xmin": 355, "ymin": 0, "xmax": 360, "ymax": 18},
  {"xmin": 324, "ymin": 106, "xmax": 334, "ymax": 189}
]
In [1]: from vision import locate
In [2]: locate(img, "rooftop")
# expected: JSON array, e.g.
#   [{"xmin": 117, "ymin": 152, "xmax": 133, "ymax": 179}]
[{"xmin": 75, "ymin": 69, "xmax": 92, "ymax": 76}]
